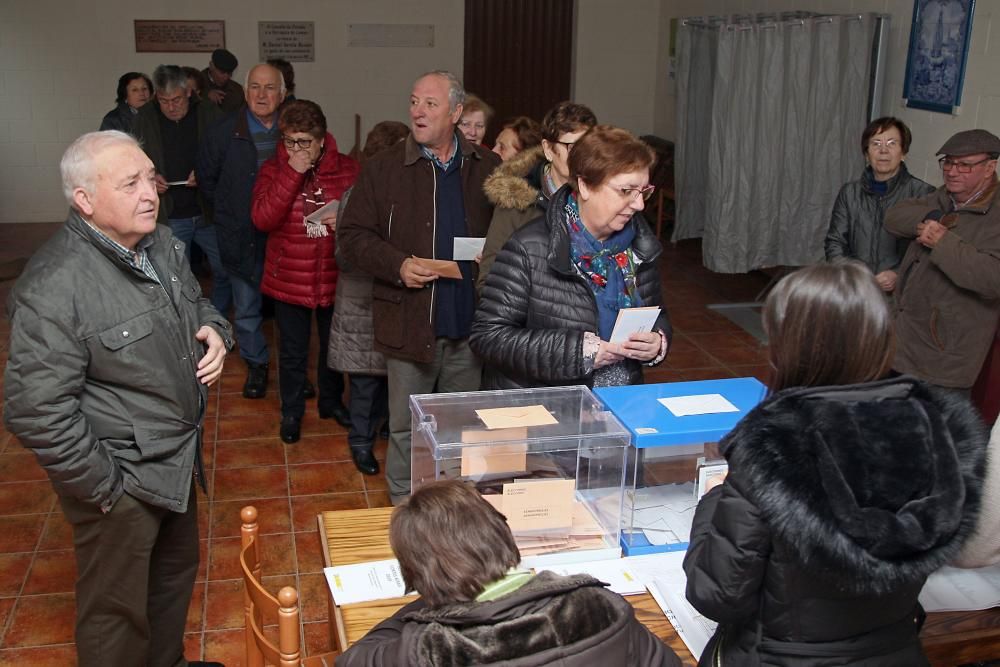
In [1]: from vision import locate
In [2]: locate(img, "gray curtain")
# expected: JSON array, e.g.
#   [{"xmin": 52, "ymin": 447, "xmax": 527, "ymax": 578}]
[{"xmin": 674, "ymin": 14, "xmax": 872, "ymax": 273}]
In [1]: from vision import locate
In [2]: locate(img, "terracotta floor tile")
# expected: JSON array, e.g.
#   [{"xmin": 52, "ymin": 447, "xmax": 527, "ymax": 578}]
[
  {"xmin": 201, "ymin": 628, "xmax": 245, "ymax": 666},
  {"xmin": 213, "ymin": 466, "xmax": 288, "ymax": 502},
  {"xmin": 361, "ymin": 468, "xmax": 387, "ymax": 492},
  {"xmin": 183, "ymin": 632, "xmax": 204, "ymax": 663},
  {"xmin": 0, "ymin": 553, "xmax": 31, "ymax": 596},
  {"xmin": 290, "ymin": 493, "xmax": 367, "ymax": 533},
  {"xmin": 729, "ymin": 364, "xmax": 772, "ymax": 385},
  {"xmin": 0, "ymin": 598, "xmax": 14, "ymax": 638},
  {"xmin": 211, "ymin": 497, "xmax": 291, "ymax": 539},
  {"xmin": 297, "ymin": 572, "xmax": 330, "ymax": 623},
  {"xmin": 700, "ymin": 344, "xmax": 768, "ymax": 366},
  {"xmin": 679, "ymin": 368, "xmax": 737, "ymax": 381},
  {"xmin": 216, "ymin": 413, "xmax": 281, "ymax": 442},
  {"xmin": 197, "ymin": 538, "xmax": 209, "ymax": 583},
  {"xmin": 0, "ymin": 645, "xmax": 78, "ymax": 666},
  {"xmin": 22, "ymin": 550, "xmax": 76, "ymax": 595},
  {"xmin": 299, "ymin": 416, "xmax": 348, "ymax": 438},
  {"xmin": 3, "ymin": 593, "xmax": 76, "ymax": 647},
  {"xmin": 209, "ymin": 532, "xmax": 295, "ymax": 581},
  {"xmin": 204, "ymin": 579, "xmax": 244, "ymax": 631},
  {"xmin": 284, "ymin": 434, "xmax": 353, "ymax": 465},
  {"xmin": 0, "ymin": 451, "xmax": 46, "ymax": 482},
  {"xmin": 186, "ymin": 581, "xmax": 205, "ymax": 633},
  {"xmin": 214, "ymin": 438, "xmax": 287, "ymax": 469},
  {"xmin": 642, "ymin": 367, "xmax": 688, "ymax": 384},
  {"xmin": 0, "ymin": 515, "xmax": 45, "ymax": 553},
  {"xmin": 367, "ymin": 490, "xmax": 393, "ymax": 509},
  {"xmin": 294, "ymin": 530, "xmax": 324, "ymax": 574},
  {"xmin": 664, "ymin": 346, "xmax": 719, "ymax": 370},
  {"xmin": 38, "ymin": 513, "xmax": 73, "ymax": 551},
  {"xmin": 303, "ymin": 620, "xmax": 337, "ymax": 657},
  {"xmin": 0, "ymin": 481, "xmax": 55, "ymax": 515},
  {"xmin": 288, "ymin": 462, "xmax": 364, "ymax": 496}
]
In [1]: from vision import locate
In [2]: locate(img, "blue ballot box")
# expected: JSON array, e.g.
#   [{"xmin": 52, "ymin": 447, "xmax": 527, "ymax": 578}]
[{"xmin": 594, "ymin": 377, "xmax": 767, "ymax": 555}]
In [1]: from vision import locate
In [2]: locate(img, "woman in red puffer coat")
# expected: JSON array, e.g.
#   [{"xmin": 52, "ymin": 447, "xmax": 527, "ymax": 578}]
[{"xmin": 252, "ymin": 99, "xmax": 359, "ymax": 444}]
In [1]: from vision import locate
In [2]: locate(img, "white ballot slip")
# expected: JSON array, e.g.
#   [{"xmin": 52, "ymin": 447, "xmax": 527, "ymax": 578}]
[
  {"xmin": 658, "ymin": 393, "xmax": 739, "ymax": 417},
  {"xmin": 651, "ymin": 577, "xmax": 718, "ymax": 658},
  {"xmin": 919, "ymin": 565, "xmax": 1000, "ymax": 612},
  {"xmin": 609, "ymin": 307, "xmax": 661, "ymax": 344},
  {"xmin": 453, "ymin": 237, "xmax": 486, "ymax": 261},
  {"xmin": 166, "ymin": 180, "xmax": 189, "ymax": 186},
  {"xmin": 537, "ymin": 560, "xmax": 645, "ymax": 596},
  {"xmin": 304, "ymin": 199, "xmax": 340, "ymax": 224},
  {"xmin": 323, "ymin": 558, "xmax": 416, "ymax": 605}
]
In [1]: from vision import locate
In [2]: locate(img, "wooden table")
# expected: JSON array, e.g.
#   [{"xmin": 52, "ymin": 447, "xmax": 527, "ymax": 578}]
[{"xmin": 319, "ymin": 508, "xmax": 1000, "ymax": 666}]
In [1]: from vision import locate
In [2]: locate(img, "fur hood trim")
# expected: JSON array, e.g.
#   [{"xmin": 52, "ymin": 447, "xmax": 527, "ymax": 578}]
[
  {"xmin": 723, "ymin": 376, "xmax": 986, "ymax": 594},
  {"xmin": 483, "ymin": 146, "xmax": 547, "ymax": 210}
]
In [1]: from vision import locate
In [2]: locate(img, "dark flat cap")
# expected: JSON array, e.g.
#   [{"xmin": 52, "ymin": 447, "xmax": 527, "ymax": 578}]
[
  {"xmin": 937, "ymin": 129, "xmax": 1000, "ymax": 156},
  {"xmin": 211, "ymin": 48, "xmax": 238, "ymax": 74}
]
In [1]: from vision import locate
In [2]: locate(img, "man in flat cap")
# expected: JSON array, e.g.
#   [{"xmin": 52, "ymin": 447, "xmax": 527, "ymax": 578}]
[
  {"xmin": 885, "ymin": 129, "xmax": 1000, "ymax": 391},
  {"xmin": 203, "ymin": 48, "xmax": 244, "ymax": 113}
]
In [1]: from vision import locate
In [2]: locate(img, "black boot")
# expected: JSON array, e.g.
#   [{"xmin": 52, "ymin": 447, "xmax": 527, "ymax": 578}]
[
  {"xmin": 351, "ymin": 447, "xmax": 379, "ymax": 475},
  {"xmin": 303, "ymin": 379, "xmax": 316, "ymax": 399},
  {"xmin": 319, "ymin": 402, "xmax": 351, "ymax": 428},
  {"xmin": 243, "ymin": 363, "xmax": 269, "ymax": 399},
  {"xmin": 280, "ymin": 415, "xmax": 301, "ymax": 444}
]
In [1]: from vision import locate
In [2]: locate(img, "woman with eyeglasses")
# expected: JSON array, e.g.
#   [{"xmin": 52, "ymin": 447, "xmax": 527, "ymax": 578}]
[
  {"xmin": 251, "ymin": 100, "xmax": 359, "ymax": 443},
  {"xmin": 471, "ymin": 125, "xmax": 671, "ymax": 390},
  {"xmin": 824, "ymin": 117, "xmax": 934, "ymax": 293},
  {"xmin": 477, "ymin": 101, "xmax": 597, "ymax": 291},
  {"xmin": 457, "ymin": 94, "xmax": 492, "ymax": 145}
]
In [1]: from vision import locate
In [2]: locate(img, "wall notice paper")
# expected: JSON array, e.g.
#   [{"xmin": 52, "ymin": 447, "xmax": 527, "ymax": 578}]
[
  {"xmin": 658, "ymin": 393, "xmax": 739, "ymax": 417},
  {"xmin": 412, "ymin": 257, "xmax": 462, "ymax": 279},
  {"xmin": 609, "ymin": 306, "xmax": 661, "ymax": 344},
  {"xmin": 538, "ymin": 559, "xmax": 645, "ymax": 596},
  {"xmin": 323, "ymin": 559, "xmax": 416, "ymax": 605},
  {"xmin": 503, "ymin": 478, "xmax": 575, "ymax": 534},
  {"xmin": 453, "ymin": 237, "xmax": 486, "ymax": 261},
  {"xmin": 476, "ymin": 405, "xmax": 558, "ymax": 430},
  {"xmin": 304, "ymin": 199, "xmax": 340, "ymax": 223},
  {"xmin": 919, "ymin": 565, "xmax": 1000, "ymax": 612}
]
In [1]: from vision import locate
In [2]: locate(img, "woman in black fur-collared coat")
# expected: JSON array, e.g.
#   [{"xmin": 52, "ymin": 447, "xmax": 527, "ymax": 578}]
[{"xmin": 683, "ymin": 261, "xmax": 986, "ymax": 667}]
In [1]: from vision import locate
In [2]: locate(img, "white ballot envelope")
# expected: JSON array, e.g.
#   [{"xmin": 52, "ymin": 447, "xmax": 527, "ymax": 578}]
[
  {"xmin": 609, "ymin": 307, "xmax": 661, "ymax": 344},
  {"xmin": 304, "ymin": 199, "xmax": 340, "ymax": 224},
  {"xmin": 453, "ymin": 237, "xmax": 486, "ymax": 261},
  {"xmin": 658, "ymin": 393, "xmax": 739, "ymax": 417}
]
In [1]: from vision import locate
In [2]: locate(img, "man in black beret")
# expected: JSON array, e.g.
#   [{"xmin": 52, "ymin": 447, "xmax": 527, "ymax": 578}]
[
  {"xmin": 203, "ymin": 48, "xmax": 244, "ymax": 113},
  {"xmin": 886, "ymin": 129, "xmax": 1000, "ymax": 391}
]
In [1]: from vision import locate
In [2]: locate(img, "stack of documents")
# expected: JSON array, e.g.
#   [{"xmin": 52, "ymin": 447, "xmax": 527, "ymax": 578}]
[{"xmin": 919, "ymin": 565, "xmax": 1000, "ymax": 612}]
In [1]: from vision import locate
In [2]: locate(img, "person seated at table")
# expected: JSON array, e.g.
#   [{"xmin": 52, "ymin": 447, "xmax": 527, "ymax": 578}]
[
  {"xmin": 683, "ymin": 260, "xmax": 986, "ymax": 666},
  {"xmin": 335, "ymin": 480, "xmax": 680, "ymax": 666}
]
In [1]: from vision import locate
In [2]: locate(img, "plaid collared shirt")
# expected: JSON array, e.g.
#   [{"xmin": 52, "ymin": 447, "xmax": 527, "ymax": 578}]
[
  {"xmin": 420, "ymin": 135, "xmax": 460, "ymax": 171},
  {"xmin": 81, "ymin": 220, "xmax": 162, "ymax": 286}
]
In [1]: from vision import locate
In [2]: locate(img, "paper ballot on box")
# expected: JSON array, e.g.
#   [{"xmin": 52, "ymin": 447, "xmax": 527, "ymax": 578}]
[
  {"xmin": 460, "ymin": 428, "xmax": 528, "ymax": 476},
  {"xmin": 304, "ymin": 199, "xmax": 340, "ymax": 223},
  {"xmin": 502, "ymin": 478, "xmax": 575, "ymax": 534},
  {"xmin": 323, "ymin": 558, "xmax": 416, "ymax": 605},
  {"xmin": 658, "ymin": 393, "xmax": 739, "ymax": 417},
  {"xmin": 453, "ymin": 237, "xmax": 486, "ymax": 261},
  {"xmin": 609, "ymin": 307, "xmax": 661, "ymax": 344},
  {"xmin": 476, "ymin": 405, "xmax": 558, "ymax": 430}
]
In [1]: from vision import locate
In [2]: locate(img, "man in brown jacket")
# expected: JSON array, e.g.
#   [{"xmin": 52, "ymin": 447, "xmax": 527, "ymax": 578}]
[
  {"xmin": 337, "ymin": 71, "xmax": 500, "ymax": 501},
  {"xmin": 885, "ymin": 129, "xmax": 1000, "ymax": 390}
]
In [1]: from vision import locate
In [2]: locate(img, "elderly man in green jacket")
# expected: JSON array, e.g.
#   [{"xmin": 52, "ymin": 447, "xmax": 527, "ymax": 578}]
[{"xmin": 3, "ymin": 131, "xmax": 232, "ymax": 667}]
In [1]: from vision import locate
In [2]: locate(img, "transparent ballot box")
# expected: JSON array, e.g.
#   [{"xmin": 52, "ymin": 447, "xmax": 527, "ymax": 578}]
[
  {"xmin": 594, "ymin": 377, "xmax": 767, "ymax": 556},
  {"xmin": 410, "ymin": 385, "xmax": 630, "ymax": 566}
]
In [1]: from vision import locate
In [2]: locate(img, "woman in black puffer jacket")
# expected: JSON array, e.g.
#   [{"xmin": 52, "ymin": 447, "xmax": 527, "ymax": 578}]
[
  {"xmin": 683, "ymin": 261, "xmax": 986, "ymax": 666},
  {"xmin": 471, "ymin": 125, "xmax": 671, "ymax": 390}
]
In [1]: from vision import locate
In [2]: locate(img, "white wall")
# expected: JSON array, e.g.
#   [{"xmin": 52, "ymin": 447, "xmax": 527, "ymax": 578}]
[
  {"xmin": 573, "ymin": 0, "xmax": 662, "ymax": 134},
  {"xmin": 0, "ymin": 0, "xmax": 465, "ymax": 223},
  {"xmin": 656, "ymin": 0, "xmax": 1000, "ymax": 187}
]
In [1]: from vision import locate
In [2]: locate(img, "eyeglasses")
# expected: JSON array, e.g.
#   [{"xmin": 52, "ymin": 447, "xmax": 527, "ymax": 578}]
[
  {"xmin": 609, "ymin": 183, "xmax": 656, "ymax": 202},
  {"xmin": 554, "ymin": 140, "xmax": 577, "ymax": 153},
  {"xmin": 458, "ymin": 120, "xmax": 486, "ymax": 131},
  {"xmin": 869, "ymin": 139, "xmax": 900, "ymax": 150},
  {"xmin": 156, "ymin": 94, "xmax": 187, "ymax": 108},
  {"xmin": 282, "ymin": 136, "xmax": 315, "ymax": 150},
  {"xmin": 939, "ymin": 157, "xmax": 994, "ymax": 173}
]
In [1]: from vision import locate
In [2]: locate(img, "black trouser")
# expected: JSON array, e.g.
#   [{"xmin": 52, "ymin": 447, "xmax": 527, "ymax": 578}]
[
  {"xmin": 347, "ymin": 373, "xmax": 388, "ymax": 451},
  {"xmin": 274, "ymin": 300, "xmax": 345, "ymax": 419},
  {"xmin": 60, "ymin": 483, "xmax": 199, "ymax": 667}
]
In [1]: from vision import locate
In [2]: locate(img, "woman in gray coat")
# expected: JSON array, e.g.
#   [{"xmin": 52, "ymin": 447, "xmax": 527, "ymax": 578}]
[{"xmin": 824, "ymin": 117, "xmax": 934, "ymax": 293}]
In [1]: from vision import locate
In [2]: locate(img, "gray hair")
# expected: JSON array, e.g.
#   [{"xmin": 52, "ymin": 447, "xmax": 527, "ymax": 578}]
[
  {"xmin": 244, "ymin": 63, "xmax": 286, "ymax": 94},
  {"xmin": 60, "ymin": 131, "xmax": 140, "ymax": 206},
  {"xmin": 419, "ymin": 70, "xmax": 466, "ymax": 111},
  {"xmin": 152, "ymin": 65, "xmax": 189, "ymax": 94}
]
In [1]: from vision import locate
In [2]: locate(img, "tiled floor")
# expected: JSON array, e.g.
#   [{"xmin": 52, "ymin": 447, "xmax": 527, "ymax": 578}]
[{"xmin": 0, "ymin": 223, "xmax": 773, "ymax": 666}]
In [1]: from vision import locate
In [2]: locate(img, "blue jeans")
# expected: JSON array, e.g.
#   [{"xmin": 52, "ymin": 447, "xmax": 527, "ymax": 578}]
[
  {"xmin": 229, "ymin": 269, "xmax": 269, "ymax": 366},
  {"xmin": 167, "ymin": 216, "xmax": 232, "ymax": 315}
]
